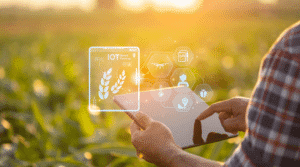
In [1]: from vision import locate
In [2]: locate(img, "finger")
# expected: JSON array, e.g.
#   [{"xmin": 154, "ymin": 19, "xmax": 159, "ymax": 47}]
[
  {"xmin": 222, "ymin": 118, "xmax": 240, "ymax": 134},
  {"xmin": 193, "ymin": 119, "xmax": 205, "ymax": 144},
  {"xmin": 219, "ymin": 112, "xmax": 232, "ymax": 124},
  {"xmin": 197, "ymin": 99, "xmax": 233, "ymax": 120},
  {"xmin": 135, "ymin": 111, "xmax": 152, "ymax": 129},
  {"xmin": 130, "ymin": 121, "xmax": 141, "ymax": 137}
]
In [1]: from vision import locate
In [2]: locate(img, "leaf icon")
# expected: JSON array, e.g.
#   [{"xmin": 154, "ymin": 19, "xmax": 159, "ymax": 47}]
[
  {"xmin": 120, "ymin": 81, "xmax": 124, "ymax": 85},
  {"xmin": 108, "ymin": 68, "xmax": 112, "ymax": 74},
  {"xmin": 113, "ymin": 90, "xmax": 119, "ymax": 94},
  {"xmin": 103, "ymin": 72, "xmax": 107, "ymax": 79},
  {"xmin": 99, "ymin": 85, "xmax": 103, "ymax": 92},
  {"xmin": 106, "ymin": 75, "xmax": 112, "ymax": 80},
  {"xmin": 122, "ymin": 70, "xmax": 125, "ymax": 75},
  {"xmin": 122, "ymin": 76, "xmax": 126, "ymax": 80},
  {"xmin": 111, "ymin": 85, "xmax": 115, "ymax": 91},
  {"xmin": 105, "ymin": 81, "xmax": 109, "ymax": 86},
  {"xmin": 104, "ymin": 92, "xmax": 109, "ymax": 99},
  {"xmin": 101, "ymin": 78, "xmax": 104, "ymax": 85},
  {"xmin": 99, "ymin": 91, "xmax": 104, "ymax": 99},
  {"xmin": 117, "ymin": 86, "xmax": 122, "ymax": 90},
  {"xmin": 104, "ymin": 86, "xmax": 109, "ymax": 92}
]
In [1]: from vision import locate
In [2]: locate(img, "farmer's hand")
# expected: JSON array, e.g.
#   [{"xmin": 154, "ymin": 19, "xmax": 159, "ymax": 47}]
[
  {"xmin": 130, "ymin": 112, "xmax": 182, "ymax": 167},
  {"xmin": 196, "ymin": 97, "xmax": 249, "ymax": 134}
]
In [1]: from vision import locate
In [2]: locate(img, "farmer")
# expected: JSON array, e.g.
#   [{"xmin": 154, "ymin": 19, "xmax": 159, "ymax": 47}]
[{"xmin": 130, "ymin": 20, "xmax": 300, "ymax": 166}]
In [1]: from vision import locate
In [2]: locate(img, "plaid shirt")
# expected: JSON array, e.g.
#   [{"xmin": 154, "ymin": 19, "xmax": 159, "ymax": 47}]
[{"xmin": 224, "ymin": 21, "xmax": 300, "ymax": 167}]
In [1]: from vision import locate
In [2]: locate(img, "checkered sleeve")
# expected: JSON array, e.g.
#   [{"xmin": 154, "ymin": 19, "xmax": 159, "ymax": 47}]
[{"xmin": 224, "ymin": 21, "xmax": 300, "ymax": 167}]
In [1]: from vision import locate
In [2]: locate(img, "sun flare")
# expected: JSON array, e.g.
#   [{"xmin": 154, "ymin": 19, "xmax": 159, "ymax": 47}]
[{"xmin": 119, "ymin": 0, "xmax": 202, "ymax": 13}]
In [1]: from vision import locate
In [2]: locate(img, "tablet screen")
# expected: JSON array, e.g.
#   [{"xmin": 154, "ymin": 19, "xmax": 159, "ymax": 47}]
[{"xmin": 113, "ymin": 86, "xmax": 237, "ymax": 149}]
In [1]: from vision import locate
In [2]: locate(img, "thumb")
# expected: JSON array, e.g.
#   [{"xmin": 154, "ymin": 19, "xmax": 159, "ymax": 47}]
[{"xmin": 135, "ymin": 111, "xmax": 152, "ymax": 129}]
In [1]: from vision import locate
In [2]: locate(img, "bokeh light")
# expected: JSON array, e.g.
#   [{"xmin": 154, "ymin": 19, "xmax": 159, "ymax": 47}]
[
  {"xmin": 33, "ymin": 79, "xmax": 49, "ymax": 97},
  {"xmin": 222, "ymin": 56, "xmax": 234, "ymax": 69},
  {"xmin": 229, "ymin": 88, "xmax": 240, "ymax": 98}
]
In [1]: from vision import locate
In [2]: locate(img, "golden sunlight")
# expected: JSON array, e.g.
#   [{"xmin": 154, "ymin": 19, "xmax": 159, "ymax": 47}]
[
  {"xmin": 170, "ymin": 0, "xmax": 198, "ymax": 9},
  {"xmin": 258, "ymin": 0, "xmax": 278, "ymax": 5},
  {"xmin": 119, "ymin": 0, "xmax": 202, "ymax": 13},
  {"xmin": 118, "ymin": 0, "xmax": 147, "ymax": 12}
]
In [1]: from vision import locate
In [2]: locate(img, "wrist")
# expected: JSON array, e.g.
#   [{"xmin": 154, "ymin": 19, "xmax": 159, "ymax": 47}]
[{"xmin": 157, "ymin": 143, "xmax": 183, "ymax": 167}]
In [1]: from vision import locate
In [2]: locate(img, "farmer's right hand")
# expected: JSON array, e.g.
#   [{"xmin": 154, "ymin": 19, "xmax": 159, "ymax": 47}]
[{"xmin": 196, "ymin": 97, "xmax": 249, "ymax": 134}]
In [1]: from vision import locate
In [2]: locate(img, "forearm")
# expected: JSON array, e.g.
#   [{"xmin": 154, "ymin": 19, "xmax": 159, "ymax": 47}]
[{"xmin": 165, "ymin": 150, "xmax": 222, "ymax": 167}]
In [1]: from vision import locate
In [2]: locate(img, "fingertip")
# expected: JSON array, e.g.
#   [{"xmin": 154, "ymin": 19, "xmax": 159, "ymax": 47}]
[{"xmin": 135, "ymin": 111, "xmax": 152, "ymax": 128}]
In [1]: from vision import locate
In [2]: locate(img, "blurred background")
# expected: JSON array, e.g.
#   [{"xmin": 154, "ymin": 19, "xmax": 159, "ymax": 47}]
[{"xmin": 0, "ymin": 0, "xmax": 299, "ymax": 166}]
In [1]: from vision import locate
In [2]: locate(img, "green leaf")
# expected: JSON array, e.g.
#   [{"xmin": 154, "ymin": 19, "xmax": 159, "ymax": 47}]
[
  {"xmin": 76, "ymin": 104, "xmax": 95, "ymax": 137},
  {"xmin": 31, "ymin": 100, "xmax": 47, "ymax": 132}
]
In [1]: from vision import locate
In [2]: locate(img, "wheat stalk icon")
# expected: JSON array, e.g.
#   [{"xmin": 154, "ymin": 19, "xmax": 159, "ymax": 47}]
[
  {"xmin": 99, "ymin": 68, "xmax": 126, "ymax": 100},
  {"xmin": 111, "ymin": 70, "xmax": 126, "ymax": 94},
  {"xmin": 99, "ymin": 68, "xmax": 112, "ymax": 100}
]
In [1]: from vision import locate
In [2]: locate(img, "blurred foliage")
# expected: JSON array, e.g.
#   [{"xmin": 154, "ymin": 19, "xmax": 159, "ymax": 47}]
[{"xmin": 0, "ymin": 7, "xmax": 299, "ymax": 167}]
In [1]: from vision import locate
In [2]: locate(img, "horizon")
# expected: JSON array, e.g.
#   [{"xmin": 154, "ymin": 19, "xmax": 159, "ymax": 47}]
[{"xmin": 0, "ymin": 0, "xmax": 280, "ymax": 12}]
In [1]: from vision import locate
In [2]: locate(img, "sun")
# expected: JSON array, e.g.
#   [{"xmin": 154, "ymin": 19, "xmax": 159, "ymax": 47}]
[
  {"xmin": 170, "ymin": 0, "xmax": 198, "ymax": 8},
  {"xmin": 119, "ymin": 0, "xmax": 202, "ymax": 13},
  {"xmin": 118, "ymin": 0, "xmax": 148, "ymax": 12}
]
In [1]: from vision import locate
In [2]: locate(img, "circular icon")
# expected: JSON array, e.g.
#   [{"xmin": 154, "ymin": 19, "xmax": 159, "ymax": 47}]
[
  {"xmin": 172, "ymin": 93, "xmax": 194, "ymax": 112},
  {"xmin": 194, "ymin": 84, "xmax": 213, "ymax": 102},
  {"xmin": 172, "ymin": 47, "xmax": 194, "ymax": 67},
  {"xmin": 170, "ymin": 68, "xmax": 196, "ymax": 91},
  {"xmin": 200, "ymin": 89, "xmax": 208, "ymax": 98},
  {"xmin": 147, "ymin": 53, "xmax": 174, "ymax": 78}
]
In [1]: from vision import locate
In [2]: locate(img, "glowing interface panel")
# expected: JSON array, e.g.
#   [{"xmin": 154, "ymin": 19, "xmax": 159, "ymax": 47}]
[{"xmin": 89, "ymin": 47, "xmax": 140, "ymax": 112}]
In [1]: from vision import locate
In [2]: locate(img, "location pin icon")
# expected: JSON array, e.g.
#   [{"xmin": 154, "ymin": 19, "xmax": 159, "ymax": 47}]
[{"xmin": 182, "ymin": 97, "xmax": 188, "ymax": 107}]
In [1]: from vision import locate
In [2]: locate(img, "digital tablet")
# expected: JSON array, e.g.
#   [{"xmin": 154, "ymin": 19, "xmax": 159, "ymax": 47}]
[{"xmin": 113, "ymin": 86, "xmax": 238, "ymax": 149}]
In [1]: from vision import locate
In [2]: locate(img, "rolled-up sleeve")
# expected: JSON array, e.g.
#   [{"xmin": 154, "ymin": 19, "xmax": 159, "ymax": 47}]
[{"xmin": 224, "ymin": 21, "xmax": 300, "ymax": 167}]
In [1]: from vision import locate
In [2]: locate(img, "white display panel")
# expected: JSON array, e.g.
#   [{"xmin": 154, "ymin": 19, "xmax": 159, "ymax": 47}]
[{"xmin": 89, "ymin": 47, "xmax": 140, "ymax": 112}]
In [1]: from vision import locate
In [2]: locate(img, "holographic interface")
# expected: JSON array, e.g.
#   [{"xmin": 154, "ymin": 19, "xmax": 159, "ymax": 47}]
[
  {"xmin": 89, "ymin": 46, "xmax": 214, "ymax": 112},
  {"xmin": 89, "ymin": 47, "xmax": 140, "ymax": 112},
  {"xmin": 140, "ymin": 47, "xmax": 214, "ymax": 111}
]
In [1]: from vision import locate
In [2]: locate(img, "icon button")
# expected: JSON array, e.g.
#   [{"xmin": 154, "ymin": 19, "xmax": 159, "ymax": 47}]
[
  {"xmin": 147, "ymin": 52, "xmax": 173, "ymax": 78},
  {"xmin": 199, "ymin": 89, "xmax": 208, "ymax": 98},
  {"xmin": 173, "ymin": 47, "xmax": 194, "ymax": 66},
  {"xmin": 171, "ymin": 68, "xmax": 196, "ymax": 89},
  {"xmin": 172, "ymin": 93, "xmax": 193, "ymax": 112},
  {"xmin": 194, "ymin": 84, "xmax": 213, "ymax": 102},
  {"xmin": 178, "ymin": 74, "xmax": 189, "ymax": 87},
  {"xmin": 178, "ymin": 50, "xmax": 189, "ymax": 62}
]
